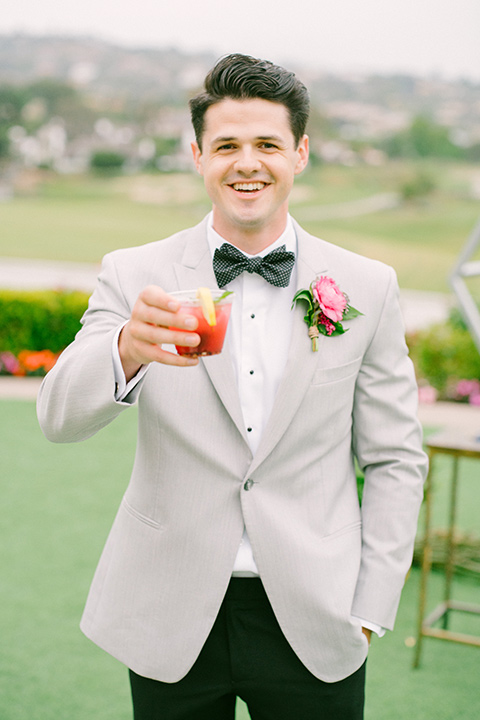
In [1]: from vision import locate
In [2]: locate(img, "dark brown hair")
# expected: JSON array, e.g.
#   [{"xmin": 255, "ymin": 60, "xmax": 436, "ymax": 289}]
[{"xmin": 190, "ymin": 53, "xmax": 310, "ymax": 150}]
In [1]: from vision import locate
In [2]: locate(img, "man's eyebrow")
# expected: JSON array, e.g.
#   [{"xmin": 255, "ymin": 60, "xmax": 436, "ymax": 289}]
[
  {"xmin": 210, "ymin": 136, "xmax": 237, "ymax": 146},
  {"xmin": 257, "ymin": 135, "xmax": 285, "ymax": 143},
  {"xmin": 210, "ymin": 134, "xmax": 285, "ymax": 146}
]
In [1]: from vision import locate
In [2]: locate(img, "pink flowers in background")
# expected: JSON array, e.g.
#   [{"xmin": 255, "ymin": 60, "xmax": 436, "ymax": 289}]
[
  {"xmin": 292, "ymin": 275, "xmax": 362, "ymax": 351},
  {"xmin": 455, "ymin": 379, "xmax": 480, "ymax": 405},
  {"xmin": 417, "ymin": 378, "xmax": 480, "ymax": 405},
  {"xmin": 418, "ymin": 383, "xmax": 438, "ymax": 404},
  {"xmin": 312, "ymin": 276, "xmax": 348, "ymax": 323},
  {"xmin": 0, "ymin": 352, "xmax": 21, "ymax": 375}
]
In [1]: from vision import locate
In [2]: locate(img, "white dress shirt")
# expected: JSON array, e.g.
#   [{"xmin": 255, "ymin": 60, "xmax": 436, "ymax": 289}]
[
  {"xmin": 112, "ymin": 212, "xmax": 384, "ymax": 636},
  {"xmin": 206, "ymin": 213, "xmax": 297, "ymax": 576}
]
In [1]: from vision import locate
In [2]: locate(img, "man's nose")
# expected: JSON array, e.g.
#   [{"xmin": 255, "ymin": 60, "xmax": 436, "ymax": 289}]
[{"xmin": 233, "ymin": 146, "xmax": 262, "ymax": 174}]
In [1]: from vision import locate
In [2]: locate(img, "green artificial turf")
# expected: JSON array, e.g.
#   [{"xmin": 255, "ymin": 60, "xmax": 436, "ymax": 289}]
[{"xmin": 1, "ymin": 399, "xmax": 479, "ymax": 719}]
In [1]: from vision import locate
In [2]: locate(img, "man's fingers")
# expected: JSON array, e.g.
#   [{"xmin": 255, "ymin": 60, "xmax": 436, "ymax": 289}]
[
  {"xmin": 119, "ymin": 286, "xmax": 202, "ymax": 375},
  {"xmin": 140, "ymin": 285, "xmax": 179, "ymax": 311},
  {"xmin": 135, "ymin": 286, "xmax": 198, "ymax": 332},
  {"xmin": 129, "ymin": 316, "xmax": 200, "ymax": 349},
  {"xmin": 134, "ymin": 340, "xmax": 199, "ymax": 367}
]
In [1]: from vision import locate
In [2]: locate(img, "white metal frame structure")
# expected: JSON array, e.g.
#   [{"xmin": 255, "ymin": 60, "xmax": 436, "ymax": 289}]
[{"xmin": 450, "ymin": 218, "xmax": 480, "ymax": 354}]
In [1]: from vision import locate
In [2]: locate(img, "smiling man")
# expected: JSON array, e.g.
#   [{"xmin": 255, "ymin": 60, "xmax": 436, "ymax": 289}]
[
  {"xmin": 37, "ymin": 54, "xmax": 427, "ymax": 720},
  {"xmin": 191, "ymin": 97, "xmax": 308, "ymax": 251}
]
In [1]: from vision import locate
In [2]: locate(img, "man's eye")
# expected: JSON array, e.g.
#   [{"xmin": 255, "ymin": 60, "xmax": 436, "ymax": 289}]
[
  {"xmin": 217, "ymin": 144, "xmax": 235, "ymax": 151},
  {"xmin": 260, "ymin": 142, "xmax": 278, "ymax": 150}
]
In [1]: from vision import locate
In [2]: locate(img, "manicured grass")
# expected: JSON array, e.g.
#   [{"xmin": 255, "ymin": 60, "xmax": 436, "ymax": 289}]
[
  {"xmin": 0, "ymin": 189, "xmax": 208, "ymax": 263},
  {"xmin": 1, "ymin": 399, "xmax": 136, "ymax": 720},
  {"xmin": 1, "ymin": 162, "xmax": 478, "ymax": 291},
  {"xmin": 298, "ymin": 196, "xmax": 480, "ymax": 293},
  {"xmin": 1, "ymin": 399, "xmax": 479, "ymax": 719}
]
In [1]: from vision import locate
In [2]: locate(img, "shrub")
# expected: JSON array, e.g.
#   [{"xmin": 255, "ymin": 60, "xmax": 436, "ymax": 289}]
[
  {"xmin": 90, "ymin": 150, "xmax": 125, "ymax": 171},
  {"xmin": 400, "ymin": 171, "xmax": 436, "ymax": 200},
  {"xmin": 407, "ymin": 311, "xmax": 480, "ymax": 398},
  {"xmin": 0, "ymin": 289, "xmax": 90, "ymax": 355}
]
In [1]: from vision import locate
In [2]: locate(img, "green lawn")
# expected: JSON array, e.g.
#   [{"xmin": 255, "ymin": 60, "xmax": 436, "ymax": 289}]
[
  {"xmin": 1, "ymin": 399, "xmax": 479, "ymax": 719},
  {"xmin": 1, "ymin": 161, "xmax": 479, "ymax": 292},
  {"xmin": 0, "ymin": 178, "xmax": 209, "ymax": 264}
]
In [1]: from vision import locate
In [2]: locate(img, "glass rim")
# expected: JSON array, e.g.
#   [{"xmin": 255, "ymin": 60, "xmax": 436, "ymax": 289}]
[{"xmin": 169, "ymin": 289, "xmax": 234, "ymax": 305}]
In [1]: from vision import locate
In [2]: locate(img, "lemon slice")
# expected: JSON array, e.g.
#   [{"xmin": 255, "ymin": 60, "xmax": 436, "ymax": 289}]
[{"xmin": 197, "ymin": 287, "xmax": 217, "ymax": 326}]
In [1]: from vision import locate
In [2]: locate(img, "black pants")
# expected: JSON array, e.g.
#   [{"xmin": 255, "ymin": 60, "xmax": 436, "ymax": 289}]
[{"xmin": 129, "ymin": 578, "xmax": 366, "ymax": 720}]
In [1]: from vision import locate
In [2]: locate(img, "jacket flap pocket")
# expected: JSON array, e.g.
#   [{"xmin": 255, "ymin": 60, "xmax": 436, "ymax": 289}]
[{"xmin": 312, "ymin": 356, "xmax": 362, "ymax": 386}]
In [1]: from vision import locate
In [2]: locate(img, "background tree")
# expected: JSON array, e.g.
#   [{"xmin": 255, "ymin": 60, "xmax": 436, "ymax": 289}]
[{"xmin": 384, "ymin": 115, "xmax": 464, "ymax": 159}]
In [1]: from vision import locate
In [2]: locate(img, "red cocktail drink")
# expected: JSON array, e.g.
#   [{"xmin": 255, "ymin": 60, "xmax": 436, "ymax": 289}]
[{"xmin": 169, "ymin": 290, "xmax": 233, "ymax": 357}]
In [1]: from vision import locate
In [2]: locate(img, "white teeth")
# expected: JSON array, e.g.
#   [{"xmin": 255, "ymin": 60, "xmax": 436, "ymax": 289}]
[{"xmin": 232, "ymin": 182, "xmax": 265, "ymax": 191}]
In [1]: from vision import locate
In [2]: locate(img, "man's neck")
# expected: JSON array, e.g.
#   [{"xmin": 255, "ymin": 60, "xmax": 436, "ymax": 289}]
[{"xmin": 211, "ymin": 212, "xmax": 289, "ymax": 255}]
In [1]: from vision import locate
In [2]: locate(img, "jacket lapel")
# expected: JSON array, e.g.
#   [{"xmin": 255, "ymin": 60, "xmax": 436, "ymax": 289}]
[
  {"xmin": 172, "ymin": 227, "xmax": 249, "ymax": 446},
  {"xmin": 248, "ymin": 224, "xmax": 328, "ymax": 473}
]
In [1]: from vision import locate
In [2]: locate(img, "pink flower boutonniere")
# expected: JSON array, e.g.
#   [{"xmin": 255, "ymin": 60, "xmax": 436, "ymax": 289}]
[{"xmin": 292, "ymin": 276, "xmax": 363, "ymax": 351}]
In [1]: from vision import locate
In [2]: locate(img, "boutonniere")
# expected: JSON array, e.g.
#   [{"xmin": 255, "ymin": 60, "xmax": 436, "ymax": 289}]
[{"xmin": 292, "ymin": 276, "xmax": 363, "ymax": 351}]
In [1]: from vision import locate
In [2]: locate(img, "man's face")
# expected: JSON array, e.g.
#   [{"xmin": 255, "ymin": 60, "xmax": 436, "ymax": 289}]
[{"xmin": 192, "ymin": 98, "xmax": 308, "ymax": 245}]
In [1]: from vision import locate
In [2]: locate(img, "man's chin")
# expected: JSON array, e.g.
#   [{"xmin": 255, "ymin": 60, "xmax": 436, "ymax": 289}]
[
  {"xmin": 228, "ymin": 206, "xmax": 275, "ymax": 231},
  {"xmin": 215, "ymin": 210, "xmax": 266, "ymax": 234},
  {"xmin": 212, "ymin": 203, "xmax": 288, "ymax": 240}
]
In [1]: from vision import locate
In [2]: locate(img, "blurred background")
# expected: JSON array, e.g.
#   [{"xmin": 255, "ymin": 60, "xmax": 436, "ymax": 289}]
[{"xmin": 1, "ymin": 2, "xmax": 479, "ymax": 719}]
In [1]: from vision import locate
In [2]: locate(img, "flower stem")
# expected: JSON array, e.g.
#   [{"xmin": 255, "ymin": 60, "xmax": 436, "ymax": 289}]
[{"xmin": 308, "ymin": 325, "xmax": 320, "ymax": 352}]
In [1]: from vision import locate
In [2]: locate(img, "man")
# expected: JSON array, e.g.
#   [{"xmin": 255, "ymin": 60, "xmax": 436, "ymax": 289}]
[{"xmin": 37, "ymin": 54, "xmax": 428, "ymax": 719}]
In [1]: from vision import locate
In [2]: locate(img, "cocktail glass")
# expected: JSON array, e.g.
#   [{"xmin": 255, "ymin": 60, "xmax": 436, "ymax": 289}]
[{"xmin": 169, "ymin": 289, "xmax": 234, "ymax": 357}]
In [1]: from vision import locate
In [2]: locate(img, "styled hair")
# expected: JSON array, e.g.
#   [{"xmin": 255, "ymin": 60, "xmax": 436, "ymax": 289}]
[{"xmin": 190, "ymin": 53, "xmax": 310, "ymax": 150}]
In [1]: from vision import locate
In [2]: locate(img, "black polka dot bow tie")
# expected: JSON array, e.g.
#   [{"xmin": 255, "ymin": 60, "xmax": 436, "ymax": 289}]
[{"xmin": 213, "ymin": 243, "xmax": 295, "ymax": 288}]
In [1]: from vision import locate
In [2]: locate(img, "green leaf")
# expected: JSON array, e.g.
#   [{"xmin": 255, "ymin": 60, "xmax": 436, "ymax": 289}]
[
  {"xmin": 215, "ymin": 290, "xmax": 234, "ymax": 303},
  {"xmin": 343, "ymin": 305, "xmax": 363, "ymax": 321},
  {"xmin": 292, "ymin": 289, "xmax": 315, "ymax": 325},
  {"xmin": 292, "ymin": 289, "xmax": 314, "ymax": 311}
]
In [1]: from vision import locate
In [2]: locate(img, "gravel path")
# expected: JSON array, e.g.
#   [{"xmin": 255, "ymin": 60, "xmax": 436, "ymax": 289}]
[{"xmin": 2, "ymin": 375, "xmax": 478, "ymax": 436}]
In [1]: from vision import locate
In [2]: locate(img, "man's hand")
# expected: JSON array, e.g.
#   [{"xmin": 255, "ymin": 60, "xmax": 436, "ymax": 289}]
[
  {"xmin": 119, "ymin": 285, "xmax": 200, "ymax": 381},
  {"xmin": 362, "ymin": 627, "xmax": 372, "ymax": 645}
]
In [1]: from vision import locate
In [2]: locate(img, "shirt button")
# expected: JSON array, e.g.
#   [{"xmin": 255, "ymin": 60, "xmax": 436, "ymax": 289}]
[
  {"xmin": 244, "ymin": 479, "xmax": 254, "ymax": 491},
  {"xmin": 249, "ymin": 370, "xmax": 254, "ymax": 375},
  {"xmin": 250, "ymin": 313, "xmax": 255, "ymax": 319},
  {"xmin": 247, "ymin": 427, "xmax": 252, "ymax": 432}
]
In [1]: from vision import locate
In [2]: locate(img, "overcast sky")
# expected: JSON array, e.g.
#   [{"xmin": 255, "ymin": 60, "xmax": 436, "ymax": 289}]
[{"xmin": 1, "ymin": 0, "xmax": 479, "ymax": 81}]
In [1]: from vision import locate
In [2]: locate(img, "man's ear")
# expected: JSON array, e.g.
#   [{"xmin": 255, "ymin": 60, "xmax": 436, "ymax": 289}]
[
  {"xmin": 191, "ymin": 142, "xmax": 203, "ymax": 175},
  {"xmin": 294, "ymin": 134, "xmax": 309, "ymax": 175}
]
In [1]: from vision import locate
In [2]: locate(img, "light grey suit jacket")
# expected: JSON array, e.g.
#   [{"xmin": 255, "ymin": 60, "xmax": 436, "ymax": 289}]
[{"xmin": 37, "ymin": 216, "xmax": 427, "ymax": 683}]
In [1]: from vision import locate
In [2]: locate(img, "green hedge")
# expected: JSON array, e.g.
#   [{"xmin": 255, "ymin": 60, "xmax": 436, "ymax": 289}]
[
  {"xmin": 0, "ymin": 289, "xmax": 90, "ymax": 355},
  {"xmin": 407, "ymin": 311, "xmax": 480, "ymax": 398}
]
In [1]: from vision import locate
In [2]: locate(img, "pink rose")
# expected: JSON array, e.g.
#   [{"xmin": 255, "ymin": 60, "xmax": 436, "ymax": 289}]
[{"xmin": 312, "ymin": 276, "xmax": 347, "ymax": 323}]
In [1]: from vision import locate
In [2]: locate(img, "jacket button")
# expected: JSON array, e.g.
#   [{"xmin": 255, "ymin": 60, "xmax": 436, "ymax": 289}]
[{"xmin": 244, "ymin": 479, "xmax": 254, "ymax": 491}]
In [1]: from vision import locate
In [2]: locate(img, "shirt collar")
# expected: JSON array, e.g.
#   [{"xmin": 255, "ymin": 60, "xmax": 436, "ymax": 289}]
[{"xmin": 206, "ymin": 212, "xmax": 297, "ymax": 259}]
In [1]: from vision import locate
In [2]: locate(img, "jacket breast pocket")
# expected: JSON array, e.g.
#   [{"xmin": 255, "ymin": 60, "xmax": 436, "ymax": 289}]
[{"xmin": 311, "ymin": 356, "xmax": 362, "ymax": 386}]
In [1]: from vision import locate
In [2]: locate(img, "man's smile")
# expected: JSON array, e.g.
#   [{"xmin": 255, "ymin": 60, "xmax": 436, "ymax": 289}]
[{"xmin": 229, "ymin": 181, "xmax": 269, "ymax": 193}]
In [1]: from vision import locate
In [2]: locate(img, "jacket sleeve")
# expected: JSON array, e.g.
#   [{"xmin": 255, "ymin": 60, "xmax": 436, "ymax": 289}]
[
  {"xmin": 37, "ymin": 252, "xmax": 146, "ymax": 443},
  {"xmin": 351, "ymin": 266, "xmax": 428, "ymax": 630}
]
